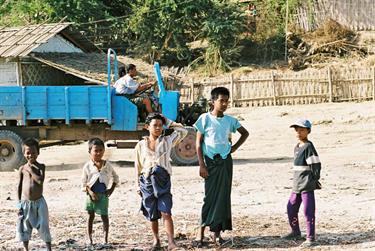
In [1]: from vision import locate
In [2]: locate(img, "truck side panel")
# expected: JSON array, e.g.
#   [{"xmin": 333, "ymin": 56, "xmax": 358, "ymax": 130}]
[
  {"xmin": 111, "ymin": 91, "xmax": 138, "ymax": 131},
  {"xmin": 25, "ymin": 86, "xmax": 109, "ymax": 121},
  {"xmin": 0, "ymin": 87, "xmax": 22, "ymax": 119},
  {"xmin": 1, "ymin": 86, "xmax": 138, "ymax": 131}
]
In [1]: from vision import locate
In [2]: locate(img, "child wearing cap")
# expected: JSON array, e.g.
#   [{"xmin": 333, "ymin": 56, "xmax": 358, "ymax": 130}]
[{"xmin": 282, "ymin": 119, "xmax": 321, "ymax": 247}]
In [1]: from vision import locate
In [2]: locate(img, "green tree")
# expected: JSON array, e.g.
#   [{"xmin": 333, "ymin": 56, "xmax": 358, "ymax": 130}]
[
  {"xmin": 127, "ymin": 0, "xmax": 212, "ymax": 63},
  {"xmin": 126, "ymin": 0, "xmax": 245, "ymax": 74},
  {"xmin": 244, "ymin": 0, "xmax": 302, "ymax": 63},
  {"xmin": 0, "ymin": 0, "xmax": 271, "ymax": 74},
  {"xmin": 0, "ymin": 0, "xmax": 54, "ymax": 26},
  {"xmin": 196, "ymin": 0, "xmax": 246, "ymax": 74}
]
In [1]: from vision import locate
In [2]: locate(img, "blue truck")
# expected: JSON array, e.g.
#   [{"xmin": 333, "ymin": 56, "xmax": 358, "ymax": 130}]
[{"xmin": 0, "ymin": 50, "xmax": 200, "ymax": 171}]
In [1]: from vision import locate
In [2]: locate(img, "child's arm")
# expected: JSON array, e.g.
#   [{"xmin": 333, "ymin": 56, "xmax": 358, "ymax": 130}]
[
  {"xmin": 17, "ymin": 167, "xmax": 24, "ymax": 201},
  {"xmin": 134, "ymin": 143, "xmax": 143, "ymax": 196},
  {"xmin": 165, "ymin": 118, "xmax": 188, "ymax": 146},
  {"xmin": 136, "ymin": 82, "xmax": 153, "ymax": 92},
  {"xmin": 86, "ymin": 185, "xmax": 98, "ymax": 201},
  {"xmin": 305, "ymin": 145, "xmax": 321, "ymax": 181},
  {"xmin": 106, "ymin": 165, "xmax": 119, "ymax": 197},
  {"xmin": 24, "ymin": 164, "xmax": 45, "ymax": 185},
  {"xmin": 106, "ymin": 183, "xmax": 116, "ymax": 197},
  {"xmin": 311, "ymin": 162, "xmax": 321, "ymax": 181},
  {"xmin": 231, "ymin": 126, "xmax": 249, "ymax": 153},
  {"xmin": 81, "ymin": 166, "xmax": 89, "ymax": 192},
  {"xmin": 196, "ymin": 132, "xmax": 208, "ymax": 178},
  {"xmin": 80, "ymin": 164, "xmax": 98, "ymax": 200},
  {"xmin": 17, "ymin": 167, "xmax": 24, "ymax": 215}
]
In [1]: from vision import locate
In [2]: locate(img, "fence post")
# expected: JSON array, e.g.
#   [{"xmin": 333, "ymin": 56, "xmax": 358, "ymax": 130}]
[
  {"xmin": 372, "ymin": 66, "xmax": 375, "ymax": 101},
  {"xmin": 328, "ymin": 67, "xmax": 333, "ymax": 102},
  {"xmin": 190, "ymin": 78, "xmax": 194, "ymax": 104},
  {"xmin": 230, "ymin": 74, "xmax": 235, "ymax": 107},
  {"xmin": 271, "ymin": 71, "xmax": 277, "ymax": 105}
]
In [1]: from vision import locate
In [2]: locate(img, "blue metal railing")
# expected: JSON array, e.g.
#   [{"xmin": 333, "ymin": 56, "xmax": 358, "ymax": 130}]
[
  {"xmin": 153, "ymin": 62, "xmax": 165, "ymax": 96},
  {"xmin": 107, "ymin": 49, "xmax": 118, "ymax": 125}
]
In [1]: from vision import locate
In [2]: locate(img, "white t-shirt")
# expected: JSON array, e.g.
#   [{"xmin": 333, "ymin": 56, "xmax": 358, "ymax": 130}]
[{"xmin": 114, "ymin": 74, "xmax": 139, "ymax": 94}]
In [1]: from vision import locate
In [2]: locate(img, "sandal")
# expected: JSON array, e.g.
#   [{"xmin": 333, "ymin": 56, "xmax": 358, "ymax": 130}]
[{"xmin": 192, "ymin": 239, "xmax": 204, "ymax": 248}]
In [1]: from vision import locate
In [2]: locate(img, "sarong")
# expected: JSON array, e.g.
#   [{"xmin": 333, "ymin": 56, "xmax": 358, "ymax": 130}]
[
  {"xmin": 201, "ymin": 154, "xmax": 233, "ymax": 232},
  {"xmin": 139, "ymin": 165, "xmax": 172, "ymax": 221}
]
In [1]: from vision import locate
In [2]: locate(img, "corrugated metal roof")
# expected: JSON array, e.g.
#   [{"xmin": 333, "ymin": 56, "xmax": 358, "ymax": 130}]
[{"xmin": 0, "ymin": 23, "xmax": 100, "ymax": 57}]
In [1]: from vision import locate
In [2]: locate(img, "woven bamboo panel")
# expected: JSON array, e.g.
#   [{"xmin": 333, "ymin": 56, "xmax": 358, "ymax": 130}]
[
  {"xmin": 333, "ymin": 67, "xmax": 373, "ymax": 101},
  {"xmin": 178, "ymin": 66, "xmax": 374, "ymax": 107},
  {"xmin": 235, "ymin": 73, "xmax": 274, "ymax": 107},
  {"xmin": 21, "ymin": 61, "xmax": 85, "ymax": 86},
  {"xmin": 275, "ymin": 69, "xmax": 329, "ymax": 105}
]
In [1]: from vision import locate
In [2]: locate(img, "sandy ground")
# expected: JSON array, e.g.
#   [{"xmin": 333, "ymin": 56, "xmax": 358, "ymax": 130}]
[{"xmin": 0, "ymin": 101, "xmax": 374, "ymax": 250}]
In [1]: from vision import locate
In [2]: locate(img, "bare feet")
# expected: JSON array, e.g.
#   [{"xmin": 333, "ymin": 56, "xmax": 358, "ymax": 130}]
[
  {"xmin": 151, "ymin": 239, "xmax": 161, "ymax": 251},
  {"xmin": 213, "ymin": 231, "xmax": 225, "ymax": 245},
  {"xmin": 167, "ymin": 241, "xmax": 177, "ymax": 250}
]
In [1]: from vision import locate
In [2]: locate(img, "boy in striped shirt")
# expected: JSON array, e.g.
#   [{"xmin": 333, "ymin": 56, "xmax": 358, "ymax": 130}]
[
  {"xmin": 282, "ymin": 118, "xmax": 321, "ymax": 247},
  {"xmin": 135, "ymin": 113, "xmax": 188, "ymax": 250}
]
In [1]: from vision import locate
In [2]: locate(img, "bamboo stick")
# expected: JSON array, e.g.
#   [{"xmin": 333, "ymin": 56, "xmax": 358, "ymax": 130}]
[
  {"xmin": 190, "ymin": 78, "xmax": 194, "ymax": 104},
  {"xmin": 328, "ymin": 67, "xmax": 333, "ymax": 102},
  {"xmin": 271, "ymin": 71, "xmax": 277, "ymax": 105},
  {"xmin": 230, "ymin": 73, "xmax": 234, "ymax": 107}
]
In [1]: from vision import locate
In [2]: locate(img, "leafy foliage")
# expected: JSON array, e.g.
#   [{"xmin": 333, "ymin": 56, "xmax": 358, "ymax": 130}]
[
  {"xmin": 126, "ymin": 0, "xmax": 212, "ymax": 63},
  {"xmin": 243, "ymin": 0, "xmax": 308, "ymax": 64},
  {"xmin": 0, "ymin": 0, "xmax": 308, "ymax": 74},
  {"xmin": 196, "ymin": 1, "xmax": 245, "ymax": 74},
  {"xmin": 0, "ymin": 0, "xmax": 54, "ymax": 25}
]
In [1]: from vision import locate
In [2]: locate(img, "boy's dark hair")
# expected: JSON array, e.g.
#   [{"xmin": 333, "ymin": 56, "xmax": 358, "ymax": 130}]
[
  {"xmin": 119, "ymin": 66, "xmax": 126, "ymax": 78},
  {"xmin": 88, "ymin": 138, "xmax": 105, "ymax": 152},
  {"xmin": 23, "ymin": 138, "xmax": 40, "ymax": 153},
  {"xmin": 211, "ymin": 87, "xmax": 230, "ymax": 101},
  {"xmin": 145, "ymin": 112, "xmax": 166, "ymax": 125},
  {"xmin": 126, "ymin": 64, "xmax": 136, "ymax": 73}
]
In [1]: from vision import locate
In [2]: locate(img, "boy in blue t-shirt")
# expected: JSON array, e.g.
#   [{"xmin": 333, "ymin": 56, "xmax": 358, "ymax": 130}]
[{"xmin": 193, "ymin": 87, "xmax": 249, "ymax": 246}]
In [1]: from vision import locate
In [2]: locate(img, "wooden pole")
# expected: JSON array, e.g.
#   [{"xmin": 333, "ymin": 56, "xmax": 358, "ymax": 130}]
[
  {"xmin": 328, "ymin": 67, "xmax": 333, "ymax": 102},
  {"xmin": 190, "ymin": 78, "xmax": 194, "ymax": 104},
  {"xmin": 230, "ymin": 73, "xmax": 235, "ymax": 107},
  {"xmin": 284, "ymin": 0, "xmax": 289, "ymax": 62},
  {"xmin": 372, "ymin": 66, "xmax": 375, "ymax": 101},
  {"xmin": 271, "ymin": 71, "xmax": 277, "ymax": 105},
  {"xmin": 17, "ymin": 59, "xmax": 22, "ymax": 86}
]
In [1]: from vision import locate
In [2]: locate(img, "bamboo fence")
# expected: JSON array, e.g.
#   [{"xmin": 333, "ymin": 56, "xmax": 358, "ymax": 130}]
[{"xmin": 177, "ymin": 66, "xmax": 375, "ymax": 107}]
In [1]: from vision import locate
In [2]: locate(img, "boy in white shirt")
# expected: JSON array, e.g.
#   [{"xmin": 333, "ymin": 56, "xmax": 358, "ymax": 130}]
[
  {"xmin": 135, "ymin": 113, "xmax": 187, "ymax": 250},
  {"xmin": 81, "ymin": 138, "xmax": 119, "ymax": 245}
]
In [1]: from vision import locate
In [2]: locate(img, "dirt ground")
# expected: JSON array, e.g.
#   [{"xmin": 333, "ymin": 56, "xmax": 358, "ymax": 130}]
[{"xmin": 0, "ymin": 101, "xmax": 374, "ymax": 251}]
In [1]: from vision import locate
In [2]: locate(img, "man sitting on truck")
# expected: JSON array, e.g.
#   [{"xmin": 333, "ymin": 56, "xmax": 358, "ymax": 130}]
[{"xmin": 114, "ymin": 64, "xmax": 155, "ymax": 115}]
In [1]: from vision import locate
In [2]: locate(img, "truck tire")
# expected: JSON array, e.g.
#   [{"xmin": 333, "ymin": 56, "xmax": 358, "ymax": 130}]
[
  {"xmin": 0, "ymin": 130, "xmax": 26, "ymax": 171},
  {"xmin": 171, "ymin": 126, "xmax": 198, "ymax": 166}
]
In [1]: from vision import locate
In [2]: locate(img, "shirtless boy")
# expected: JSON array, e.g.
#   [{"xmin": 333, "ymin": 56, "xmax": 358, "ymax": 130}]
[{"xmin": 17, "ymin": 138, "xmax": 52, "ymax": 251}]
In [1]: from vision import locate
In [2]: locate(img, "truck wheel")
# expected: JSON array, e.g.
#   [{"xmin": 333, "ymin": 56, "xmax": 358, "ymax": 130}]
[
  {"xmin": 0, "ymin": 130, "xmax": 25, "ymax": 171},
  {"xmin": 171, "ymin": 126, "xmax": 198, "ymax": 166}
]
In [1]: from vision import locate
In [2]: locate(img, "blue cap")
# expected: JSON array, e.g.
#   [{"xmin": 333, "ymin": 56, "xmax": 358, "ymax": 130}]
[{"xmin": 290, "ymin": 118, "xmax": 312, "ymax": 129}]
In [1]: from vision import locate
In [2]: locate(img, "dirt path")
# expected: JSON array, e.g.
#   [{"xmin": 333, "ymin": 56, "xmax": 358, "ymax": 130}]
[{"xmin": 0, "ymin": 101, "xmax": 374, "ymax": 250}]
